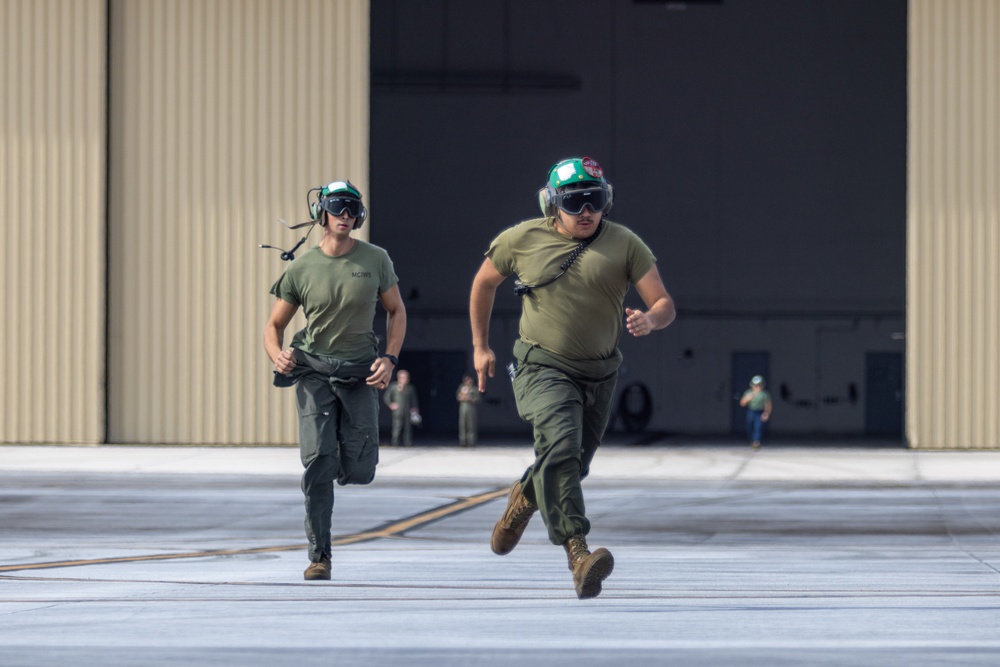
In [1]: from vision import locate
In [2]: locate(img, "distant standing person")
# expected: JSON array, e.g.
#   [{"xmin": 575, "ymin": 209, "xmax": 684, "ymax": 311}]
[
  {"xmin": 384, "ymin": 369, "xmax": 419, "ymax": 446},
  {"xmin": 456, "ymin": 374, "xmax": 481, "ymax": 447},
  {"xmin": 470, "ymin": 156, "xmax": 676, "ymax": 599},
  {"xmin": 264, "ymin": 180, "xmax": 405, "ymax": 581},
  {"xmin": 739, "ymin": 375, "xmax": 772, "ymax": 450}
]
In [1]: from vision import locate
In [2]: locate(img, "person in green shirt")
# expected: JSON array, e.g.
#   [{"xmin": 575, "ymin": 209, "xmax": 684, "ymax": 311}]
[
  {"xmin": 469, "ymin": 156, "xmax": 676, "ymax": 599},
  {"xmin": 264, "ymin": 180, "xmax": 407, "ymax": 582},
  {"xmin": 456, "ymin": 374, "xmax": 481, "ymax": 447},
  {"xmin": 739, "ymin": 375, "xmax": 773, "ymax": 450},
  {"xmin": 384, "ymin": 369, "xmax": 420, "ymax": 446}
]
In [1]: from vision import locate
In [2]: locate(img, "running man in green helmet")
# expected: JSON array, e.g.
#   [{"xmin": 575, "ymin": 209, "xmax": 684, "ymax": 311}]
[
  {"xmin": 265, "ymin": 180, "xmax": 407, "ymax": 582},
  {"xmin": 469, "ymin": 157, "xmax": 676, "ymax": 599}
]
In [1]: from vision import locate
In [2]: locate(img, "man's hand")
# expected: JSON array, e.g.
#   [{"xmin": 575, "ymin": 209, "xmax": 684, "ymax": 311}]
[
  {"xmin": 367, "ymin": 357, "xmax": 394, "ymax": 388},
  {"xmin": 474, "ymin": 347, "xmax": 496, "ymax": 393},
  {"xmin": 273, "ymin": 349, "xmax": 297, "ymax": 375},
  {"xmin": 625, "ymin": 308, "xmax": 654, "ymax": 337},
  {"xmin": 470, "ymin": 259, "xmax": 506, "ymax": 394},
  {"xmin": 631, "ymin": 265, "xmax": 676, "ymax": 334}
]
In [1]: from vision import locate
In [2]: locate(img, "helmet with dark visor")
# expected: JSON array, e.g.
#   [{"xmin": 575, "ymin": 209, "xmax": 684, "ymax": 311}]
[{"xmin": 545, "ymin": 157, "xmax": 612, "ymax": 215}]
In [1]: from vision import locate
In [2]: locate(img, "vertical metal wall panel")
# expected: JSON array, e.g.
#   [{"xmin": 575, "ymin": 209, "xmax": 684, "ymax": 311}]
[
  {"xmin": 908, "ymin": 0, "xmax": 1000, "ymax": 449},
  {"xmin": 108, "ymin": 0, "xmax": 369, "ymax": 444},
  {"xmin": 0, "ymin": 1, "xmax": 107, "ymax": 444}
]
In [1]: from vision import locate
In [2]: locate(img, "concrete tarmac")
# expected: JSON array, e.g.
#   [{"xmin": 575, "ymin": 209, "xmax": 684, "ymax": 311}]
[{"xmin": 2, "ymin": 442, "xmax": 1000, "ymax": 666}]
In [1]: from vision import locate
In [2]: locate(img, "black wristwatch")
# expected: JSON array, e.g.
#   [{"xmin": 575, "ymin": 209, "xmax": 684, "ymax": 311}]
[{"xmin": 384, "ymin": 354, "xmax": 398, "ymax": 366}]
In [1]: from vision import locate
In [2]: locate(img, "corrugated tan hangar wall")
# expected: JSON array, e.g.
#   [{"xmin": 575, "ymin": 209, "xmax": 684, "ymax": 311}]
[
  {"xmin": 0, "ymin": 0, "xmax": 108, "ymax": 444},
  {"xmin": 908, "ymin": 0, "xmax": 1000, "ymax": 449},
  {"xmin": 107, "ymin": 0, "xmax": 370, "ymax": 444}
]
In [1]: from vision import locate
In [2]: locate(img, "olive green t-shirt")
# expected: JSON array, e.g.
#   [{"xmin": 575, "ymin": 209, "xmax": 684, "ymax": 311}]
[
  {"xmin": 486, "ymin": 217, "xmax": 656, "ymax": 361},
  {"xmin": 742, "ymin": 390, "xmax": 771, "ymax": 411},
  {"xmin": 269, "ymin": 243, "xmax": 398, "ymax": 363}
]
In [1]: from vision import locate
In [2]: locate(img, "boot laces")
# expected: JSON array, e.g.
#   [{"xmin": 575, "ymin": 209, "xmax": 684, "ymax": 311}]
[
  {"xmin": 567, "ymin": 536, "xmax": 590, "ymax": 566},
  {"xmin": 503, "ymin": 495, "xmax": 536, "ymax": 529}
]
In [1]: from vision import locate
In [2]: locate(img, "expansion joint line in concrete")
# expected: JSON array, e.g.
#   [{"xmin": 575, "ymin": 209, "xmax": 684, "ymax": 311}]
[{"xmin": 0, "ymin": 487, "xmax": 509, "ymax": 573}]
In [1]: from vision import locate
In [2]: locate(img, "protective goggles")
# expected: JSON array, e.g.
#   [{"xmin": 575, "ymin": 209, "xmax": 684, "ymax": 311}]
[
  {"xmin": 553, "ymin": 187, "xmax": 608, "ymax": 214},
  {"xmin": 320, "ymin": 195, "xmax": 364, "ymax": 219}
]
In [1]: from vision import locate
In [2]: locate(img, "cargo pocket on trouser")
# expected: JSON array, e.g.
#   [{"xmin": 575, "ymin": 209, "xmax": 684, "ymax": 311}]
[
  {"xmin": 337, "ymin": 385, "xmax": 379, "ymax": 486},
  {"xmin": 296, "ymin": 377, "xmax": 340, "ymax": 468},
  {"xmin": 579, "ymin": 373, "xmax": 618, "ymax": 479},
  {"xmin": 512, "ymin": 362, "xmax": 545, "ymax": 422}
]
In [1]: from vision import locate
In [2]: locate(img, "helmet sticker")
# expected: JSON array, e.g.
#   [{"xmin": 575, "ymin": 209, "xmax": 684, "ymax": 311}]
[
  {"xmin": 556, "ymin": 163, "xmax": 579, "ymax": 183},
  {"xmin": 581, "ymin": 157, "xmax": 603, "ymax": 178}
]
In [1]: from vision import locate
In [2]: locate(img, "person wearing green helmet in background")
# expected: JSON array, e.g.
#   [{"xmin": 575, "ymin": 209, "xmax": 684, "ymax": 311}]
[
  {"xmin": 739, "ymin": 375, "xmax": 773, "ymax": 451},
  {"xmin": 264, "ymin": 180, "xmax": 407, "ymax": 582},
  {"xmin": 470, "ymin": 156, "xmax": 676, "ymax": 599}
]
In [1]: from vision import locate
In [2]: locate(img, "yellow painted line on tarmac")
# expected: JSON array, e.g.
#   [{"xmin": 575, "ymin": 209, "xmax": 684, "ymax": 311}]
[{"xmin": 0, "ymin": 487, "xmax": 508, "ymax": 574}]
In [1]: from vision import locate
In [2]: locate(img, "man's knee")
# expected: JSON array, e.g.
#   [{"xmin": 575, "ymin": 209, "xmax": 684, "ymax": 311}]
[
  {"xmin": 337, "ymin": 433, "xmax": 378, "ymax": 485},
  {"xmin": 301, "ymin": 453, "xmax": 338, "ymax": 495},
  {"xmin": 338, "ymin": 458, "xmax": 376, "ymax": 485},
  {"xmin": 338, "ymin": 467, "xmax": 375, "ymax": 486}
]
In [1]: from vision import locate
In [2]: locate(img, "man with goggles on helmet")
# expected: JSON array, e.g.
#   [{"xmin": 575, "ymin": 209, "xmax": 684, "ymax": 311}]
[
  {"xmin": 470, "ymin": 156, "xmax": 676, "ymax": 599},
  {"xmin": 264, "ymin": 180, "xmax": 407, "ymax": 582}
]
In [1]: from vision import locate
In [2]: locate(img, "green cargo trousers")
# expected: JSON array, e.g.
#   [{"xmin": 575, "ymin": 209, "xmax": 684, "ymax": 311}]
[
  {"xmin": 511, "ymin": 350, "xmax": 618, "ymax": 546},
  {"xmin": 292, "ymin": 358, "xmax": 380, "ymax": 563},
  {"xmin": 458, "ymin": 402, "xmax": 478, "ymax": 446}
]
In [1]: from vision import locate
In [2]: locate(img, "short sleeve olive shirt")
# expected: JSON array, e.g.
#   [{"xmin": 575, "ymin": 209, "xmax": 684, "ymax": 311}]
[
  {"xmin": 270, "ymin": 243, "xmax": 398, "ymax": 363},
  {"xmin": 486, "ymin": 217, "xmax": 656, "ymax": 361},
  {"xmin": 742, "ymin": 390, "xmax": 772, "ymax": 411}
]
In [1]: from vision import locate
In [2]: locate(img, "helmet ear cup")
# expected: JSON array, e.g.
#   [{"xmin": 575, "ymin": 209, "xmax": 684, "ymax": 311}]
[
  {"xmin": 537, "ymin": 188, "xmax": 550, "ymax": 216},
  {"xmin": 538, "ymin": 186, "xmax": 559, "ymax": 216}
]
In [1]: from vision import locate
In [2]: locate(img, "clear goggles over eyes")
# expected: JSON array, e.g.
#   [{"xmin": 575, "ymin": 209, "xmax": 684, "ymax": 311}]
[
  {"xmin": 554, "ymin": 187, "xmax": 608, "ymax": 214},
  {"xmin": 320, "ymin": 196, "xmax": 363, "ymax": 218}
]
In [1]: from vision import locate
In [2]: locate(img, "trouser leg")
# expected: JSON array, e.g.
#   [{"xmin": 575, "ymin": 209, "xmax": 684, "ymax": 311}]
[
  {"xmin": 301, "ymin": 454, "xmax": 337, "ymax": 562},
  {"xmin": 580, "ymin": 373, "xmax": 617, "ymax": 477},
  {"xmin": 402, "ymin": 416, "xmax": 413, "ymax": 446},
  {"xmin": 297, "ymin": 379, "xmax": 380, "ymax": 561},
  {"xmin": 467, "ymin": 407, "xmax": 478, "ymax": 445},
  {"xmin": 296, "ymin": 376, "xmax": 340, "ymax": 562},
  {"xmin": 391, "ymin": 414, "xmax": 404, "ymax": 445},
  {"xmin": 459, "ymin": 405, "xmax": 475, "ymax": 445},
  {"xmin": 513, "ymin": 364, "xmax": 615, "ymax": 545},
  {"xmin": 335, "ymin": 384, "xmax": 380, "ymax": 485},
  {"xmin": 458, "ymin": 405, "xmax": 466, "ymax": 445},
  {"xmin": 747, "ymin": 410, "xmax": 763, "ymax": 442}
]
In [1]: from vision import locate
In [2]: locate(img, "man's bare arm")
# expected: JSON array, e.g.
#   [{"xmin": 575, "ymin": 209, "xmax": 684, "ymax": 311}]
[
  {"xmin": 470, "ymin": 258, "xmax": 507, "ymax": 392},
  {"xmin": 264, "ymin": 299, "xmax": 299, "ymax": 374},
  {"xmin": 626, "ymin": 264, "xmax": 676, "ymax": 337}
]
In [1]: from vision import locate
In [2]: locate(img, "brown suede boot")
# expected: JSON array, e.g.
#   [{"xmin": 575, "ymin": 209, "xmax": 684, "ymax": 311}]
[
  {"xmin": 303, "ymin": 556, "xmax": 331, "ymax": 581},
  {"xmin": 490, "ymin": 481, "xmax": 538, "ymax": 555},
  {"xmin": 564, "ymin": 535, "xmax": 614, "ymax": 599}
]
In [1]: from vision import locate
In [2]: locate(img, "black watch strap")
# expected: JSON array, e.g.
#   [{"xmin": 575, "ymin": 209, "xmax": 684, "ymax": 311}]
[{"xmin": 384, "ymin": 354, "xmax": 398, "ymax": 366}]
